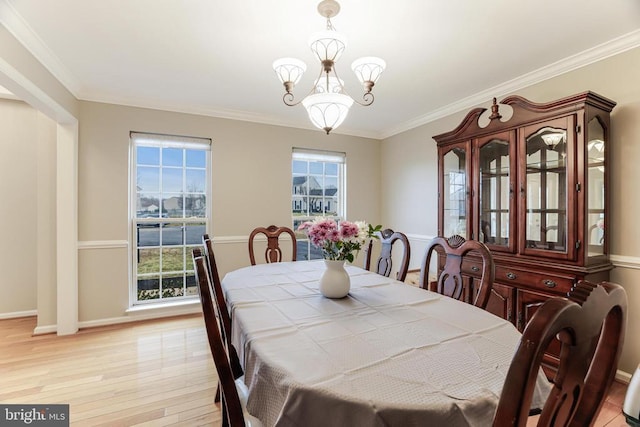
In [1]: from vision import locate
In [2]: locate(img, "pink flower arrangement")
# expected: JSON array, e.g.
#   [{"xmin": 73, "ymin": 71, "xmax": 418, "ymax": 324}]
[{"xmin": 298, "ymin": 217, "xmax": 379, "ymax": 262}]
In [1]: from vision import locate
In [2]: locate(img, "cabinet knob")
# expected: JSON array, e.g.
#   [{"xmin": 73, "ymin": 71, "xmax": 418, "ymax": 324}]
[
  {"xmin": 471, "ymin": 266, "xmax": 479, "ymax": 272},
  {"xmin": 506, "ymin": 272, "xmax": 517, "ymax": 280},
  {"xmin": 543, "ymin": 279, "xmax": 557, "ymax": 288}
]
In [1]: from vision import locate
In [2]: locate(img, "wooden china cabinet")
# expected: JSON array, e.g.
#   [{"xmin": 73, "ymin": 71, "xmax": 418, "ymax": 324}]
[{"xmin": 433, "ymin": 91, "xmax": 615, "ymax": 374}]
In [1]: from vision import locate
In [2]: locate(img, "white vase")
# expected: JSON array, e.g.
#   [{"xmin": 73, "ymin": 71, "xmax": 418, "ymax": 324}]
[{"xmin": 319, "ymin": 259, "xmax": 351, "ymax": 298}]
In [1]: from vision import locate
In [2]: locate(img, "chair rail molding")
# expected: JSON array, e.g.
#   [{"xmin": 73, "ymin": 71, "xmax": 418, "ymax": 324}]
[
  {"xmin": 78, "ymin": 240, "xmax": 128, "ymax": 249},
  {"xmin": 610, "ymin": 254, "xmax": 640, "ymax": 270}
]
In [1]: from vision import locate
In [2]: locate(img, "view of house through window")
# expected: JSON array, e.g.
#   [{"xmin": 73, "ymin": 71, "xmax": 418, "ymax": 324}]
[
  {"xmin": 292, "ymin": 148, "xmax": 346, "ymax": 260},
  {"xmin": 131, "ymin": 132, "xmax": 211, "ymax": 304}
]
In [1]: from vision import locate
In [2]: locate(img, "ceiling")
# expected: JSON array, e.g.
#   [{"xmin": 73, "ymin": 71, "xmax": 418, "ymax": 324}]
[{"xmin": 1, "ymin": 0, "xmax": 639, "ymax": 139}]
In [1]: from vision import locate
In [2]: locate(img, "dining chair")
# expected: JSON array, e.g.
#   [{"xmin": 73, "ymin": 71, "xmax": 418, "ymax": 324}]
[
  {"xmin": 193, "ymin": 248, "xmax": 263, "ymax": 427},
  {"xmin": 363, "ymin": 228, "xmax": 411, "ymax": 281},
  {"xmin": 248, "ymin": 225, "xmax": 297, "ymax": 265},
  {"xmin": 419, "ymin": 234, "xmax": 494, "ymax": 309},
  {"xmin": 493, "ymin": 280, "xmax": 627, "ymax": 426},
  {"xmin": 202, "ymin": 234, "xmax": 244, "ymax": 400}
]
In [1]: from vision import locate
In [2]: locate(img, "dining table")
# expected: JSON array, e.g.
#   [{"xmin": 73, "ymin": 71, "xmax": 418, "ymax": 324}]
[{"xmin": 221, "ymin": 260, "xmax": 551, "ymax": 427}]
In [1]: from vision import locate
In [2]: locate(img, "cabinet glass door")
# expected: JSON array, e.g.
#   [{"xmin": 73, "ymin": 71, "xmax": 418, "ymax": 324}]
[
  {"xmin": 476, "ymin": 131, "xmax": 515, "ymax": 251},
  {"xmin": 442, "ymin": 145, "xmax": 469, "ymax": 238},
  {"xmin": 587, "ymin": 118, "xmax": 606, "ymax": 256},
  {"xmin": 521, "ymin": 117, "xmax": 575, "ymax": 259}
]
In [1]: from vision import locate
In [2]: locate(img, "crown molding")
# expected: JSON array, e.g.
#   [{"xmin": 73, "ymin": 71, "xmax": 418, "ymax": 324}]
[
  {"xmin": 379, "ymin": 29, "xmax": 640, "ymax": 139},
  {"xmin": 0, "ymin": 0, "xmax": 82, "ymax": 95}
]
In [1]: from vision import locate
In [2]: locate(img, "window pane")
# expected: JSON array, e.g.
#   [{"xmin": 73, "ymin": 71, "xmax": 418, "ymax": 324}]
[
  {"xmin": 185, "ymin": 272, "xmax": 197, "ymax": 295},
  {"xmin": 162, "ymin": 247, "xmax": 184, "ymax": 272},
  {"xmin": 137, "ymin": 194, "xmax": 160, "ymax": 217},
  {"xmin": 162, "ymin": 273, "xmax": 184, "ymax": 297},
  {"xmin": 162, "ymin": 194, "xmax": 183, "ymax": 218},
  {"xmin": 186, "ymin": 150, "xmax": 206, "ymax": 168},
  {"xmin": 162, "ymin": 168, "xmax": 183, "ymax": 192},
  {"xmin": 293, "ymin": 160, "xmax": 307, "ymax": 174},
  {"xmin": 185, "ymin": 195, "xmax": 206, "ymax": 217},
  {"xmin": 138, "ymin": 274, "xmax": 160, "ymax": 300},
  {"xmin": 293, "ymin": 176, "xmax": 307, "ymax": 195},
  {"xmin": 137, "ymin": 167, "xmax": 160, "ymax": 192},
  {"xmin": 309, "ymin": 161, "xmax": 323, "ymax": 174},
  {"xmin": 163, "ymin": 148, "xmax": 182, "ymax": 166},
  {"xmin": 325, "ymin": 163, "xmax": 338, "ymax": 176},
  {"xmin": 138, "ymin": 248, "xmax": 160, "ymax": 275},
  {"xmin": 137, "ymin": 146, "xmax": 160, "ymax": 166},
  {"xmin": 185, "ymin": 223, "xmax": 206, "ymax": 244},
  {"xmin": 325, "ymin": 197, "xmax": 338, "ymax": 216},
  {"xmin": 186, "ymin": 169, "xmax": 206, "ymax": 193},
  {"xmin": 324, "ymin": 176, "xmax": 338, "ymax": 191},
  {"xmin": 292, "ymin": 196, "xmax": 306, "ymax": 215},
  {"xmin": 162, "ymin": 223, "xmax": 183, "ymax": 245},
  {"xmin": 137, "ymin": 224, "xmax": 160, "ymax": 247}
]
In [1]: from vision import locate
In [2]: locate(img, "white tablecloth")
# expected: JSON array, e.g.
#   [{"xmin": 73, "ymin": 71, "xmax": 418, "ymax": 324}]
[{"xmin": 222, "ymin": 260, "xmax": 550, "ymax": 427}]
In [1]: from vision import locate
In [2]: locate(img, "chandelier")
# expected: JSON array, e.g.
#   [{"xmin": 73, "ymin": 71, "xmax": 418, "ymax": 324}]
[{"xmin": 272, "ymin": 0, "xmax": 386, "ymax": 135}]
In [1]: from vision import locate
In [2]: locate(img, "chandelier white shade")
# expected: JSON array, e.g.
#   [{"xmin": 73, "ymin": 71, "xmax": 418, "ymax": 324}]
[
  {"xmin": 272, "ymin": 0, "xmax": 385, "ymax": 134},
  {"xmin": 273, "ymin": 58, "xmax": 307, "ymax": 89},
  {"xmin": 302, "ymin": 93, "xmax": 354, "ymax": 134},
  {"xmin": 352, "ymin": 57, "xmax": 387, "ymax": 91},
  {"xmin": 308, "ymin": 30, "xmax": 347, "ymax": 63}
]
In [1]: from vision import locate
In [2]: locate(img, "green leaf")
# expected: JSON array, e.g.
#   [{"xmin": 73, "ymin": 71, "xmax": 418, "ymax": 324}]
[{"xmin": 368, "ymin": 223, "xmax": 383, "ymax": 239}]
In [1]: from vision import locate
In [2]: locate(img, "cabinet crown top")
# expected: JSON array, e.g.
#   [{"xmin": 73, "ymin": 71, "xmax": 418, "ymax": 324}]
[{"xmin": 433, "ymin": 91, "xmax": 616, "ymax": 144}]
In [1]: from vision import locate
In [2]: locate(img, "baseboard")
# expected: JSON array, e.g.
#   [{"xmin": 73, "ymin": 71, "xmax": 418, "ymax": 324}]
[
  {"xmin": 0, "ymin": 309, "xmax": 37, "ymax": 320},
  {"xmin": 32, "ymin": 302, "xmax": 202, "ymax": 334},
  {"xmin": 33, "ymin": 324, "xmax": 57, "ymax": 335},
  {"xmin": 617, "ymin": 369, "xmax": 633, "ymax": 384}
]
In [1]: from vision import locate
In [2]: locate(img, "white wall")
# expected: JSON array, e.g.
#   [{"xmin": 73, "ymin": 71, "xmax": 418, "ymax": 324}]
[{"xmin": 380, "ymin": 46, "xmax": 640, "ymax": 375}]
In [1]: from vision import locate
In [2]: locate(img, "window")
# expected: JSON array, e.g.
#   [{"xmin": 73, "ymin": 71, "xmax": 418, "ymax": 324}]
[
  {"xmin": 292, "ymin": 148, "xmax": 345, "ymax": 260},
  {"xmin": 131, "ymin": 132, "xmax": 211, "ymax": 304}
]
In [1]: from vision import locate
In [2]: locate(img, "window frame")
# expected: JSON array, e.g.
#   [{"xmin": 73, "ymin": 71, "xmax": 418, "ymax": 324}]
[
  {"xmin": 291, "ymin": 148, "xmax": 346, "ymax": 260},
  {"xmin": 129, "ymin": 132, "xmax": 212, "ymax": 306}
]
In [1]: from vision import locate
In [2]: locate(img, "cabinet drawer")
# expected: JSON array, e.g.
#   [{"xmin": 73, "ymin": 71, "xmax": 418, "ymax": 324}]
[
  {"xmin": 461, "ymin": 259, "xmax": 484, "ymax": 277},
  {"xmin": 495, "ymin": 266, "xmax": 574, "ymax": 294}
]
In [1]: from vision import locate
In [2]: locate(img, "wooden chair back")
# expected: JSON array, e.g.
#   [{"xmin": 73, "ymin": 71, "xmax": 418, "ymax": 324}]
[
  {"xmin": 419, "ymin": 235, "xmax": 494, "ymax": 309},
  {"xmin": 493, "ymin": 280, "xmax": 627, "ymax": 426},
  {"xmin": 363, "ymin": 229, "xmax": 411, "ymax": 281},
  {"xmin": 193, "ymin": 248, "xmax": 246, "ymax": 427},
  {"xmin": 248, "ymin": 225, "xmax": 297, "ymax": 265},
  {"xmin": 202, "ymin": 234, "xmax": 243, "ymax": 380}
]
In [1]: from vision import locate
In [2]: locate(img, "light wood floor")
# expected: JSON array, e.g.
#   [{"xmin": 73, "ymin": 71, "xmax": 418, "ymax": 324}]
[
  {"xmin": 0, "ymin": 315, "xmax": 221, "ymax": 426},
  {"xmin": 0, "ymin": 314, "xmax": 629, "ymax": 426}
]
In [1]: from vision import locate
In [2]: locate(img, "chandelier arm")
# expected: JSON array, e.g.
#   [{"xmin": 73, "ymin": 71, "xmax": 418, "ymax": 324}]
[
  {"xmin": 283, "ymin": 66, "xmax": 326, "ymax": 106},
  {"xmin": 283, "ymin": 92, "xmax": 302, "ymax": 106},
  {"xmin": 331, "ymin": 66, "xmax": 375, "ymax": 106},
  {"xmin": 354, "ymin": 92, "xmax": 375, "ymax": 106}
]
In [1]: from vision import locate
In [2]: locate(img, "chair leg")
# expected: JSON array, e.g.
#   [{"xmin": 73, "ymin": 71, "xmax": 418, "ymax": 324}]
[
  {"xmin": 215, "ymin": 382, "xmax": 221, "ymax": 403},
  {"xmin": 221, "ymin": 394, "xmax": 229, "ymax": 427}
]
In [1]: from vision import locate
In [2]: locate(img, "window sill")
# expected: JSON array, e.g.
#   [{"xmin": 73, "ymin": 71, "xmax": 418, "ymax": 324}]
[{"xmin": 126, "ymin": 298, "xmax": 201, "ymax": 317}]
